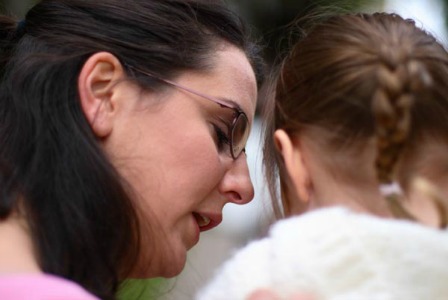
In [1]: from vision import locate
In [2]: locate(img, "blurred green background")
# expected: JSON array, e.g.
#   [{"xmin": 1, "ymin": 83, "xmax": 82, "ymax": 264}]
[
  {"xmin": 5, "ymin": 0, "xmax": 448, "ymax": 64},
  {"xmin": 2, "ymin": 0, "xmax": 447, "ymax": 63}
]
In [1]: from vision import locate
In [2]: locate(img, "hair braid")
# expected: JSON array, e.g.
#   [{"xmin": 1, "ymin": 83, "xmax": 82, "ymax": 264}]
[
  {"xmin": 372, "ymin": 46, "xmax": 439, "ymax": 222},
  {"xmin": 373, "ymin": 49, "xmax": 431, "ymax": 184}
]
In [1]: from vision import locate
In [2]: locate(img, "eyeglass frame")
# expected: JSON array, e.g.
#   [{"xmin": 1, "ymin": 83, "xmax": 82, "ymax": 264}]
[{"xmin": 125, "ymin": 64, "xmax": 250, "ymax": 160}]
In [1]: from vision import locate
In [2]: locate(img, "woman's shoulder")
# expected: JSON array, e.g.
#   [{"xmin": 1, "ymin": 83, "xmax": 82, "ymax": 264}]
[
  {"xmin": 197, "ymin": 207, "xmax": 448, "ymax": 300},
  {"xmin": 0, "ymin": 273, "xmax": 98, "ymax": 300}
]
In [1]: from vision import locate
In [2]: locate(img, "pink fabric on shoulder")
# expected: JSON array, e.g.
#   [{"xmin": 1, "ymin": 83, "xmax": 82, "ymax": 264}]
[{"xmin": 0, "ymin": 274, "xmax": 99, "ymax": 300}]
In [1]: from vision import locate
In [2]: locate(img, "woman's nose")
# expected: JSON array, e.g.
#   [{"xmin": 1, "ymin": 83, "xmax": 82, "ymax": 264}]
[{"xmin": 219, "ymin": 153, "xmax": 254, "ymax": 205}]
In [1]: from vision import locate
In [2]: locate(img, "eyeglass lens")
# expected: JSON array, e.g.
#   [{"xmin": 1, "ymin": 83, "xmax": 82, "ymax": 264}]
[
  {"xmin": 231, "ymin": 113, "xmax": 250, "ymax": 159},
  {"xmin": 125, "ymin": 64, "xmax": 251, "ymax": 159}
]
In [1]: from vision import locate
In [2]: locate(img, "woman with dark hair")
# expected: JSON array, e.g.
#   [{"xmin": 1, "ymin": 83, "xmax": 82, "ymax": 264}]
[
  {"xmin": 198, "ymin": 12, "xmax": 448, "ymax": 300},
  {"xmin": 0, "ymin": 0, "xmax": 264, "ymax": 299}
]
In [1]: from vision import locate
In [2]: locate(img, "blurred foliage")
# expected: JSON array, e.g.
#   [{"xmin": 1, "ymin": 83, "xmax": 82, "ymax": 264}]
[
  {"xmin": 444, "ymin": 0, "xmax": 448, "ymax": 28},
  {"xmin": 0, "ymin": 0, "xmax": 384, "ymax": 64},
  {"xmin": 228, "ymin": 0, "xmax": 384, "ymax": 63},
  {"xmin": 0, "ymin": 0, "xmax": 37, "ymax": 17}
]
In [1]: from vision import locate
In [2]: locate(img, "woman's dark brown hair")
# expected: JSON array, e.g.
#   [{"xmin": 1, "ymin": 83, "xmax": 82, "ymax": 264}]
[
  {"xmin": 264, "ymin": 13, "xmax": 448, "ymax": 221},
  {"xmin": 0, "ymin": 0, "xmax": 264, "ymax": 299}
]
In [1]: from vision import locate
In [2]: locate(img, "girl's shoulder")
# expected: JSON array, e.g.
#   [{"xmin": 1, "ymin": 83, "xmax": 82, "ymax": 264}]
[
  {"xmin": 198, "ymin": 207, "xmax": 448, "ymax": 300},
  {"xmin": 270, "ymin": 206, "xmax": 448, "ymax": 245},
  {"xmin": 0, "ymin": 273, "xmax": 98, "ymax": 300}
]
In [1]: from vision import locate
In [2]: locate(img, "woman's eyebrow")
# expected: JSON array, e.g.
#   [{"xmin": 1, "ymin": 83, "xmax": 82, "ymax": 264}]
[{"xmin": 217, "ymin": 97, "xmax": 245, "ymax": 114}]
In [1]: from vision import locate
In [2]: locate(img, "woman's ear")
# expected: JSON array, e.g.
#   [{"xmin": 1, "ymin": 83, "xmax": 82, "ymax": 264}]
[
  {"xmin": 78, "ymin": 52, "xmax": 125, "ymax": 138},
  {"xmin": 274, "ymin": 129, "xmax": 312, "ymax": 205}
]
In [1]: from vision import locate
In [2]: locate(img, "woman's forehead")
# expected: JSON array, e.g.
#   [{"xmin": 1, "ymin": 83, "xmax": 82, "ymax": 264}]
[{"xmin": 206, "ymin": 46, "xmax": 258, "ymax": 117}]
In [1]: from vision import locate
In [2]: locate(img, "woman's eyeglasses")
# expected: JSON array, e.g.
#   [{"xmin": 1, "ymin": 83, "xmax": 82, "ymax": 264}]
[{"xmin": 126, "ymin": 65, "xmax": 250, "ymax": 160}]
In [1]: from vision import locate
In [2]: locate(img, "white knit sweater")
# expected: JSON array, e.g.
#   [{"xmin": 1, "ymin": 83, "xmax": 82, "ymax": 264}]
[{"xmin": 197, "ymin": 207, "xmax": 448, "ymax": 300}]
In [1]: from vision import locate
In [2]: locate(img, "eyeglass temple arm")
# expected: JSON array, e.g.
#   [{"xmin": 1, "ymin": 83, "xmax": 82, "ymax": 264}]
[{"xmin": 125, "ymin": 64, "xmax": 234, "ymax": 109}]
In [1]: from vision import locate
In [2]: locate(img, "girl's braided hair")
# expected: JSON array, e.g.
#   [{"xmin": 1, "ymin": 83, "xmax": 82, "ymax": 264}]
[{"xmin": 264, "ymin": 12, "xmax": 448, "ymax": 225}]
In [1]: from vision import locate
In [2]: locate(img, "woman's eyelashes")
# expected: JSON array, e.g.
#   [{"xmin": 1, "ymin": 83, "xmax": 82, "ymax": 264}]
[{"xmin": 212, "ymin": 123, "xmax": 231, "ymax": 152}]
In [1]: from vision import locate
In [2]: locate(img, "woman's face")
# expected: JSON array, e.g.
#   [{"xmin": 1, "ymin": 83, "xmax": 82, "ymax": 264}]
[{"xmin": 103, "ymin": 45, "xmax": 258, "ymax": 277}]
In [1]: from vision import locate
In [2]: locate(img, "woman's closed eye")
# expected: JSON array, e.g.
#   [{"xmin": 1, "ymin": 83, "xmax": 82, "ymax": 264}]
[{"xmin": 212, "ymin": 123, "xmax": 231, "ymax": 152}]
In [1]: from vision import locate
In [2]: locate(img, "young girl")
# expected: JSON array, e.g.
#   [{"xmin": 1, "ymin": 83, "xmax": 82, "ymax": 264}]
[
  {"xmin": 0, "ymin": 0, "xmax": 264, "ymax": 299},
  {"xmin": 198, "ymin": 12, "xmax": 448, "ymax": 300}
]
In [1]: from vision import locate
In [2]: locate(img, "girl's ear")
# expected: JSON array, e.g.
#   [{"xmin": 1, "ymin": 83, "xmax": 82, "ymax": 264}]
[
  {"xmin": 78, "ymin": 52, "xmax": 125, "ymax": 138},
  {"xmin": 274, "ymin": 129, "xmax": 312, "ymax": 206}
]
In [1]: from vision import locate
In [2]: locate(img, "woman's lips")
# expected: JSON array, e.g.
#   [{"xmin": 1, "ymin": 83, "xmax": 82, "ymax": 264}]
[
  {"xmin": 194, "ymin": 212, "xmax": 211, "ymax": 227},
  {"xmin": 193, "ymin": 212, "xmax": 222, "ymax": 232},
  {"xmin": 188, "ymin": 212, "xmax": 223, "ymax": 249}
]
